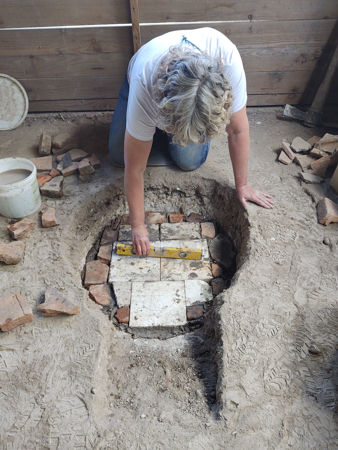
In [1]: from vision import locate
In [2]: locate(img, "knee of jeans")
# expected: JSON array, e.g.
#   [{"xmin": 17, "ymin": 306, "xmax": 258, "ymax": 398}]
[{"xmin": 175, "ymin": 160, "xmax": 203, "ymax": 171}]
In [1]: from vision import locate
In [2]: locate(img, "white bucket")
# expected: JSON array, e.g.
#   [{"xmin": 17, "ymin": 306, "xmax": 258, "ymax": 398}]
[{"xmin": 0, "ymin": 157, "xmax": 41, "ymax": 218}]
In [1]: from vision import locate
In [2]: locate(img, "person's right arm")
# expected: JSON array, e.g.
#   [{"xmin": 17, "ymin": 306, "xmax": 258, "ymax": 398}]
[{"xmin": 124, "ymin": 131, "xmax": 152, "ymax": 255}]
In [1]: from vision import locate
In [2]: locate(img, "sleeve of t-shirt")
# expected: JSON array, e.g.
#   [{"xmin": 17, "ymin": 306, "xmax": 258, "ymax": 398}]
[
  {"xmin": 224, "ymin": 46, "xmax": 247, "ymax": 113},
  {"xmin": 126, "ymin": 78, "xmax": 157, "ymax": 141}
]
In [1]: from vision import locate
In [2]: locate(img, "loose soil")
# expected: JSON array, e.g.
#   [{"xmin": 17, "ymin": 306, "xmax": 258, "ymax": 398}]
[{"xmin": 0, "ymin": 109, "xmax": 337, "ymax": 449}]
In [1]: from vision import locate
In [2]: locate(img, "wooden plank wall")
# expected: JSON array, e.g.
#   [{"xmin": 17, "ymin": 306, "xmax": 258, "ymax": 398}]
[{"xmin": 0, "ymin": 0, "xmax": 336, "ymax": 112}]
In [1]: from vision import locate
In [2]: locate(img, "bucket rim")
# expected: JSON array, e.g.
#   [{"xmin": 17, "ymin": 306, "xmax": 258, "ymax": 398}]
[{"xmin": 0, "ymin": 157, "xmax": 36, "ymax": 190}]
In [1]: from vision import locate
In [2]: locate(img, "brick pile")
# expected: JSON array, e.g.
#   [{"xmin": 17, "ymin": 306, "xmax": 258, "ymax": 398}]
[{"xmin": 277, "ymin": 133, "xmax": 338, "ymax": 226}]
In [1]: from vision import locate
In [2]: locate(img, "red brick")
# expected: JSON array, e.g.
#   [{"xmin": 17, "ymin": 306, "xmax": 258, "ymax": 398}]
[
  {"xmin": 201, "ymin": 222, "xmax": 216, "ymax": 239},
  {"xmin": 278, "ymin": 150, "xmax": 292, "ymax": 165},
  {"xmin": 308, "ymin": 136, "xmax": 321, "ymax": 146},
  {"xmin": 89, "ymin": 284, "xmax": 112, "ymax": 306},
  {"xmin": 281, "ymin": 141, "xmax": 295, "ymax": 161},
  {"xmin": 211, "ymin": 263, "xmax": 222, "ymax": 278},
  {"xmin": 186, "ymin": 305, "xmax": 204, "ymax": 320},
  {"xmin": 0, "ymin": 294, "xmax": 33, "ymax": 331},
  {"xmin": 61, "ymin": 162, "xmax": 79, "ymax": 177},
  {"xmin": 145, "ymin": 212, "xmax": 167, "ymax": 224},
  {"xmin": 169, "ymin": 213, "xmax": 184, "ymax": 223},
  {"xmin": 101, "ymin": 227, "xmax": 118, "ymax": 246},
  {"xmin": 0, "ymin": 241, "xmax": 25, "ymax": 264},
  {"xmin": 211, "ymin": 278, "xmax": 225, "ymax": 296},
  {"xmin": 114, "ymin": 306, "xmax": 130, "ymax": 324},
  {"xmin": 8, "ymin": 218, "xmax": 35, "ymax": 240},
  {"xmin": 84, "ymin": 261, "xmax": 109, "ymax": 288},
  {"xmin": 56, "ymin": 148, "xmax": 88, "ymax": 162},
  {"xmin": 49, "ymin": 168, "xmax": 61, "ymax": 178},
  {"xmin": 97, "ymin": 244, "xmax": 112, "ymax": 265},
  {"xmin": 186, "ymin": 213, "xmax": 204, "ymax": 223},
  {"xmin": 317, "ymin": 198, "xmax": 338, "ymax": 226},
  {"xmin": 52, "ymin": 133, "xmax": 78, "ymax": 154},
  {"xmin": 37, "ymin": 174, "xmax": 52, "ymax": 187},
  {"xmin": 311, "ymin": 152, "xmax": 338, "ymax": 177},
  {"xmin": 38, "ymin": 133, "xmax": 52, "ymax": 156},
  {"xmin": 88, "ymin": 154, "xmax": 101, "ymax": 168},
  {"xmin": 40, "ymin": 176, "xmax": 63, "ymax": 197},
  {"xmin": 31, "ymin": 155, "xmax": 53, "ymax": 172},
  {"xmin": 37, "ymin": 288, "xmax": 79, "ymax": 316},
  {"xmin": 78, "ymin": 159, "xmax": 95, "ymax": 175},
  {"xmin": 41, "ymin": 208, "xmax": 57, "ymax": 227}
]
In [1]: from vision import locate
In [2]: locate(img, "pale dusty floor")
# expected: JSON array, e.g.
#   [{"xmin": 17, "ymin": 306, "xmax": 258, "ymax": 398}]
[{"xmin": 0, "ymin": 108, "xmax": 337, "ymax": 449}]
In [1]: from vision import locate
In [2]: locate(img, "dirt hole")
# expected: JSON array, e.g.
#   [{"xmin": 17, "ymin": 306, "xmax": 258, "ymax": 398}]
[{"xmin": 73, "ymin": 178, "xmax": 250, "ymax": 413}]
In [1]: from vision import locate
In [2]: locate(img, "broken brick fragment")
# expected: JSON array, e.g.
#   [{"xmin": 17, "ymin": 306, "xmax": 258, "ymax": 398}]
[
  {"xmin": 89, "ymin": 284, "xmax": 112, "ymax": 306},
  {"xmin": 37, "ymin": 288, "xmax": 79, "ymax": 316},
  {"xmin": 311, "ymin": 152, "xmax": 338, "ymax": 177},
  {"xmin": 97, "ymin": 244, "xmax": 113, "ymax": 265},
  {"xmin": 145, "ymin": 212, "xmax": 167, "ymax": 224},
  {"xmin": 8, "ymin": 218, "xmax": 35, "ymax": 240},
  {"xmin": 49, "ymin": 168, "xmax": 61, "ymax": 178},
  {"xmin": 101, "ymin": 227, "xmax": 118, "ymax": 246},
  {"xmin": 61, "ymin": 162, "xmax": 79, "ymax": 177},
  {"xmin": 52, "ymin": 133, "xmax": 78, "ymax": 155},
  {"xmin": 330, "ymin": 165, "xmax": 338, "ymax": 194},
  {"xmin": 0, "ymin": 241, "xmax": 25, "ymax": 264},
  {"xmin": 307, "ymin": 136, "xmax": 321, "ymax": 146},
  {"xmin": 278, "ymin": 150, "xmax": 292, "ymax": 165},
  {"xmin": 40, "ymin": 176, "xmax": 63, "ymax": 197},
  {"xmin": 201, "ymin": 222, "xmax": 216, "ymax": 239},
  {"xmin": 309, "ymin": 147, "xmax": 326, "ymax": 158},
  {"xmin": 56, "ymin": 148, "xmax": 88, "ymax": 162},
  {"xmin": 169, "ymin": 213, "xmax": 184, "ymax": 223},
  {"xmin": 31, "ymin": 155, "xmax": 53, "ymax": 172},
  {"xmin": 211, "ymin": 278, "xmax": 226, "ymax": 296},
  {"xmin": 211, "ymin": 263, "xmax": 223, "ymax": 278},
  {"xmin": 291, "ymin": 137, "xmax": 311, "ymax": 153},
  {"xmin": 281, "ymin": 141, "xmax": 295, "ymax": 161},
  {"xmin": 186, "ymin": 213, "xmax": 204, "ymax": 223},
  {"xmin": 317, "ymin": 198, "xmax": 338, "ymax": 226},
  {"xmin": 114, "ymin": 306, "xmax": 130, "ymax": 324},
  {"xmin": 41, "ymin": 208, "xmax": 57, "ymax": 227},
  {"xmin": 84, "ymin": 261, "xmax": 109, "ymax": 287},
  {"xmin": 37, "ymin": 174, "xmax": 52, "ymax": 187},
  {"xmin": 0, "ymin": 294, "xmax": 33, "ymax": 332},
  {"xmin": 299, "ymin": 173, "xmax": 323, "ymax": 184},
  {"xmin": 88, "ymin": 154, "xmax": 101, "ymax": 168},
  {"xmin": 186, "ymin": 305, "xmax": 205, "ymax": 320},
  {"xmin": 78, "ymin": 159, "xmax": 95, "ymax": 175},
  {"xmin": 38, "ymin": 133, "xmax": 52, "ymax": 156}
]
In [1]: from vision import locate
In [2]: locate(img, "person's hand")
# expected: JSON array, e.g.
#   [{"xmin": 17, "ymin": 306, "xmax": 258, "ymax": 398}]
[
  {"xmin": 237, "ymin": 184, "xmax": 274, "ymax": 209},
  {"xmin": 132, "ymin": 224, "xmax": 150, "ymax": 256}
]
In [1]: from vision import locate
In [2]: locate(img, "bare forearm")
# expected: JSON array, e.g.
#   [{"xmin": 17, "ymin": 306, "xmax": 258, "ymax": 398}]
[
  {"xmin": 228, "ymin": 130, "xmax": 250, "ymax": 189},
  {"xmin": 124, "ymin": 168, "xmax": 145, "ymax": 226}
]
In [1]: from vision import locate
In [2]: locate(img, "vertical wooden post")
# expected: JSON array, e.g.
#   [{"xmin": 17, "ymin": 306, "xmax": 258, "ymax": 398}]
[{"xmin": 129, "ymin": 0, "xmax": 141, "ymax": 53}]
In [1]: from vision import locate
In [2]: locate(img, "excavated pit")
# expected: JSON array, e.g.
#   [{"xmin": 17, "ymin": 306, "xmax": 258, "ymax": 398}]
[{"xmin": 70, "ymin": 176, "xmax": 250, "ymax": 414}]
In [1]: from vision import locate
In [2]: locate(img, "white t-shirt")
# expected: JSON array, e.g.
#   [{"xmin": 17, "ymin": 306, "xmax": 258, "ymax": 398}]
[{"xmin": 126, "ymin": 27, "xmax": 247, "ymax": 141}]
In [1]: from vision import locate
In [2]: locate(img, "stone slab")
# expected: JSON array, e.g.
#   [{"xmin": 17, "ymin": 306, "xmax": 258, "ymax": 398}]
[
  {"xmin": 109, "ymin": 253, "xmax": 160, "ymax": 282},
  {"xmin": 129, "ymin": 281, "xmax": 186, "ymax": 327},
  {"xmin": 185, "ymin": 280, "xmax": 213, "ymax": 306},
  {"xmin": 161, "ymin": 258, "xmax": 212, "ymax": 282},
  {"xmin": 160, "ymin": 222, "xmax": 201, "ymax": 240},
  {"xmin": 112, "ymin": 281, "xmax": 132, "ymax": 307}
]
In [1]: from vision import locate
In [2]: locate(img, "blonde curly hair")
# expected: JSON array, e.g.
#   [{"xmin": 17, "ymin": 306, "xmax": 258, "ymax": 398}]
[{"xmin": 153, "ymin": 44, "xmax": 232, "ymax": 146}]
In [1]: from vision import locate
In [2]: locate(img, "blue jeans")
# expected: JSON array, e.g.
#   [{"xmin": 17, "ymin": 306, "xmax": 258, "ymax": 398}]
[{"xmin": 108, "ymin": 77, "xmax": 210, "ymax": 170}]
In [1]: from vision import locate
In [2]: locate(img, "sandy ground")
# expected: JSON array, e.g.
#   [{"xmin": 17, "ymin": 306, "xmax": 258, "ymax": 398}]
[{"xmin": 0, "ymin": 108, "xmax": 337, "ymax": 449}]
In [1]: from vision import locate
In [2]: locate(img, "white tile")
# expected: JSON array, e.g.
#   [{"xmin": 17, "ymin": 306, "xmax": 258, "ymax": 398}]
[
  {"xmin": 185, "ymin": 280, "xmax": 213, "ymax": 306},
  {"xmin": 129, "ymin": 281, "xmax": 186, "ymax": 327},
  {"xmin": 161, "ymin": 258, "xmax": 212, "ymax": 282},
  {"xmin": 109, "ymin": 253, "xmax": 160, "ymax": 282},
  {"xmin": 112, "ymin": 281, "xmax": 131, "ymax": 307},
  {"xmin": 160, "ymin": 222, "xmax": 201, "ymax": 240}
]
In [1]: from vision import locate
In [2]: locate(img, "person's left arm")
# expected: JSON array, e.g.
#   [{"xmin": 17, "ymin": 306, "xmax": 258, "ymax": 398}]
[{"xmin": 226, "ymin": 106, "xmax": 274, "ymax": 209}]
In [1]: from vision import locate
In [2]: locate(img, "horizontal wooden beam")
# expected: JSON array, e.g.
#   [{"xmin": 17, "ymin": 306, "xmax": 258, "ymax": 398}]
[
  {"xmin": 0, "ymin": 20, "xmax": 334, "ymax": 58},
  {"xmin": 28, "ymin": 92, "xmax": 303, "ymax": 112},
  {"xmin": 1, "ymin": 0, "xmax": 336, "ymax": 28}
]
